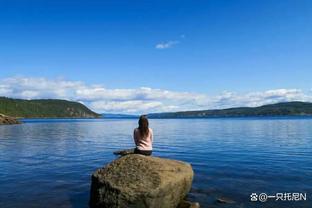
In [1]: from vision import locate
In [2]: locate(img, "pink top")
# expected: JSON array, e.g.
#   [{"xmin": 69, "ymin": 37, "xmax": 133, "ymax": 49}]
[{"xmin": 133, "ymin": 128, "xmax": 153, "ymax": 151}]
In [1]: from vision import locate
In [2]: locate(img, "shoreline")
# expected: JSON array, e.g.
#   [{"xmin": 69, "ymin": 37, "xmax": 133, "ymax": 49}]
[{"xmin": 18, "ymin": 115, "xmax": 312, "ymax": 121}]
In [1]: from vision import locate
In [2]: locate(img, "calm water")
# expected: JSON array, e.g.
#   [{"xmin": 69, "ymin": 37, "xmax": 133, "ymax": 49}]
[{"xmin": 0, "ymin": 118, "xmax": 311, "ymax": 208}]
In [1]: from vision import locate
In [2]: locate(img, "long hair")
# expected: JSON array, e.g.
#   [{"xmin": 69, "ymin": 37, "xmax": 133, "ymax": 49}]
[{"xmin": 138, "ymin": 115, "xmax": 149, "ymax": 138}]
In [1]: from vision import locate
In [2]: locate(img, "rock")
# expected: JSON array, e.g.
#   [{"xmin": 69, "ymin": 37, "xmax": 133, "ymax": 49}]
[
  {"xmin": 0, "ymin": 114, "xmax": 21, "ymax": 125},
  {"xmin": 178, "ymin": 200, "xmax": 200, "ymax": 208},
  {"xmin": 89, "ymin": 154, "xmax": 194, "ymax": 208},
  {"xmin": 216, "ymin": 197, "xmax": 235, "ymax": 204}
]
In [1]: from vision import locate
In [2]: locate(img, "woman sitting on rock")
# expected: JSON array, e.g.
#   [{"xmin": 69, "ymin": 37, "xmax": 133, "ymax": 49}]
[{"xmin": 133, "ymin": 115, "xmax": 153, "ymax": 156}]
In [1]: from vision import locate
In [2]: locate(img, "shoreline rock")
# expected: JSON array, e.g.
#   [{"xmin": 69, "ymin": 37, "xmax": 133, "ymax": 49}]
[
  {"xmin": 178, "ymin": 200, "xmax": 200, "ymax": 208},
  {"xmin": 89, "ymin": 154, "xmax": 194, "ymax": 208},
  {"xmin": 0, "ymin": 114, "xmax": 21, "ymax": 125}
]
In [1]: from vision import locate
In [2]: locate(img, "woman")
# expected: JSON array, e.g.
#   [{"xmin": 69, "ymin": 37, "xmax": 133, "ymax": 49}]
[{"xmin": 133, "ymin": 115, "xmax": 153, "ymax": 156}]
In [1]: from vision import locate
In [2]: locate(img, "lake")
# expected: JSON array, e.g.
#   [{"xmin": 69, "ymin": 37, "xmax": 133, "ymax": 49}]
[{"xmin": 0, "ymin": 118, "xmax": 311, "ymax": 208}]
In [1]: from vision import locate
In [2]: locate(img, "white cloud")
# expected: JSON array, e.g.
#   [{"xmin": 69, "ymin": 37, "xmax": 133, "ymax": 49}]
[
  {"xmin": 90, "ymin": 100, "xmax": 165, "ymax": 114},
  {"xmin": 0, "ymin": 76, "xmax": 311, "ymax": 114},
  {"xmin": 210, "ymin": 89, "xmax": 309, "ymax": 108},
  {"xmin": 155, "ymin": 40, "xmax": 179, "ymax": 49}
]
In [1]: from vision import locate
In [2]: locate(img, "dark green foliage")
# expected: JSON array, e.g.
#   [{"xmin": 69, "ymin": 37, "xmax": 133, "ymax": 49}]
[
  {"xmin": 0, "ymin": 97, "xmax": 100, "ymax": 118},
  {"xmin": 148, "ymin": 102, "xmax": 312, "ymax": 118}
]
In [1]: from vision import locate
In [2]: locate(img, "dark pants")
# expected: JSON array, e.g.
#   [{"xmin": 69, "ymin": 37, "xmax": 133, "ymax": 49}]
[{"xmin": 134, "ymin": 148, "xmax": 152, "ymax": 156}]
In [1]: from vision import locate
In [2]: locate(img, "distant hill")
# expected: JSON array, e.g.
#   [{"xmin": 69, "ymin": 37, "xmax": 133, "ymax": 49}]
[
  {"xmin": 102, "ymin": 113, "xmax": 138, "ymax": 118},
  {"xmin": 148, "ymin": 102, "xmax": 312, "ymax": 118},
  {"xmin": 0, "ymin": 97, "xmax": 100, "ymax": 118}
]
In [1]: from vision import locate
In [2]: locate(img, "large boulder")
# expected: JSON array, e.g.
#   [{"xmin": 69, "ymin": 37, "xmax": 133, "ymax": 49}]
[
  {"xmin": 89, "ymin": 154, "xmax": 194, "ymax": 208},
  {"xmin": 0, "ymin": 114, "xmax": 21, "ymax": 125}
]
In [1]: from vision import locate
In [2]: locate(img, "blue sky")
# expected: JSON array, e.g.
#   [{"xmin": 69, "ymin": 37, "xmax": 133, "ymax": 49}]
[{"xmin": 0, "ymin": 0, "xmax": 312, "ymax": 113}]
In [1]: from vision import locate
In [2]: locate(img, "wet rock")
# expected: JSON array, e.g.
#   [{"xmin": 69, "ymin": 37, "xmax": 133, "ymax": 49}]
[
  {"xmin": 216, "ymin": 197, "xmax": 235, "ymax": 204},
  {"xmin": 178, "ymin": 200, "xmax": 200, "ymax": 208},
  {"xmin": 0, "ymin": 114, "xmax": 21, "ymax": 125},
  {"xmin": 89, "ymin": 154, "xmax": 194, "ymax": 208}
]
